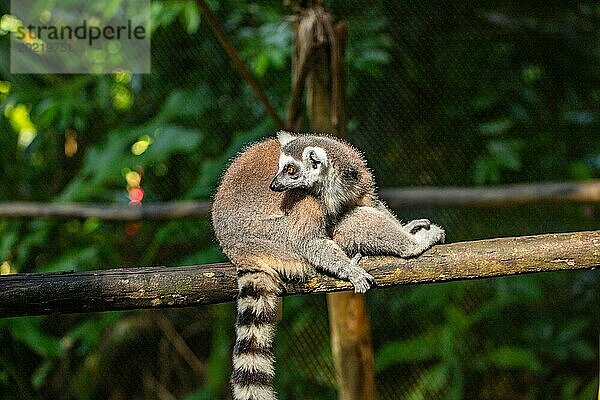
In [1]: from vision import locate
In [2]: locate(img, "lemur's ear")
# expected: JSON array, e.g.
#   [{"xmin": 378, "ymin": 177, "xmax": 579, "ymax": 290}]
[
  {"xmin": 303, "ymin": 146, "xmax": 328, "ymax": 167},
  {"xmin": 277, "ymin": 130, "xmax": 296, "ymax": 146}
]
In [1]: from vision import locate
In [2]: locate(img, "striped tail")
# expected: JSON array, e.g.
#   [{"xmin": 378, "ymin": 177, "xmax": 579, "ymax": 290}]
[{"xmin": 232, "ymin": 270, "xmax": 281, "ymax": 400}]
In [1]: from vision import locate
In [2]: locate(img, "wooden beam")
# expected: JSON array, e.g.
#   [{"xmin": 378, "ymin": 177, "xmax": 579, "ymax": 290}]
[
  {"xmin": 0, "ymin": 201, "xmax": 211, "ymax": 220},
  {"xmin": 379, "ymin": 181, "xmax": 600, "ymax": 208},
  {"xmin": 1, "ymin": 181, "xmax": 598, "ymax": 220},
  {"xmin": 295, "ymin": 4, "xmax": 377, "ymax": 398},
  {"xmin": 1, "ymin": 230, "xmax": 597, "ymax": 319}
]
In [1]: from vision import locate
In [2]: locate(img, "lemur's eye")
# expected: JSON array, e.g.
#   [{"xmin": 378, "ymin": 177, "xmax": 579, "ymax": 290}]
[{"xmin": 286, "ymin": 165, "xmax": 296, "ymax": 174}]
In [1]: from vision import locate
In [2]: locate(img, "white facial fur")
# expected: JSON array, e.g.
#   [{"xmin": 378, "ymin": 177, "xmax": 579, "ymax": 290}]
[
  {"xmin": 277, "ymin": 153, "xmax": 297, "ymax": 173},
  {"xmin": 274, "ymin": 146, "xmax": 329, "ymax": 191}
]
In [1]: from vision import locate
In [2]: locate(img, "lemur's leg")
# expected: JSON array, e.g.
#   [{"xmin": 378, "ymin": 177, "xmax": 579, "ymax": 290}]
[{"xmin": 333, "ymin": 206, "xmax": 445, "ymax": 258}]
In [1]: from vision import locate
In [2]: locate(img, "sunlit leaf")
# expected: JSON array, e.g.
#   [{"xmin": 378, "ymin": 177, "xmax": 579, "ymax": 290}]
[
  {"xmin": 375, "ymin": 332, "xmax": 439, "ymax": 371},
  {"xmin": 38, "ymin": 247, "xmax": 98, "ymax": 273},
  {"xmin": 485, "ymin": 347, "xmax": 542, "ymax": 373},
  {"xmin": 479, "ymin": 118, "xmax": 513, "ymax": 136},
  {"xmin": 8, "ymin": 318, "xmax": 64, "ymax": 358}
]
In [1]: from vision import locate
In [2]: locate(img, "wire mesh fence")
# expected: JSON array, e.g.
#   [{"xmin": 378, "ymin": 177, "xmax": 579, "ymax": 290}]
[{"xmin": 0, "ymin": 0, "xmax": 599, "ymax": 399}]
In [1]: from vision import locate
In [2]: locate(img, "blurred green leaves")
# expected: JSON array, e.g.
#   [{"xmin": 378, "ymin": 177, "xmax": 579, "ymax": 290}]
[
  {"xmin": 239, "ymin": 21, "xmax": 291, "ymax": 78},
  {"xmin": 369, "ymin": 275, "xmax": 598, "ymax": 400},
  {"xmin": 376, "ymin": 332, "xmax": 438, "ymax": 369},
  {"xmin": 483, "ymin": 347, "xmax": 542, "ymax": 373},
  {"xmin": 0, "ymin": 0, "xmax": 598, "ymax": 399},
  {"xmin": 3, "ymin": 318, "xmax": 64, "ymax": 359},
  {"xmin": 57, "ymin": 89, "xmax": 204, "ymax": 201},
  {"xmin": 347, "ymin": 18, "xmax": 393, "ymax": 76},
  {"xmin": 474, "ymin": 138, "xmax": 524, "ymax": 185},
  {"xmin": 151, "ymin": 1, "xmax": 200, "ymax": 33}
]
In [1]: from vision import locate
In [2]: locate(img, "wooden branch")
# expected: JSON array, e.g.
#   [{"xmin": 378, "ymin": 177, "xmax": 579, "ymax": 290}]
[
  {"xmin": 1, "ymin": 230, "xmax": 598, "ymax": 317},
  {"xmin": 0, "ymin": 201, "xmax": 212, "ymax": 220},
  {"xmin": 379, "ymin": 180, "xmax": 600, "ymax": 208},
  {"xmin": 195, "ymin": 0, "xmax": 284, "ymax": 129},
  {"xmin": 1, "ymin": 181, "xmax": 599, "ymax": 220}
]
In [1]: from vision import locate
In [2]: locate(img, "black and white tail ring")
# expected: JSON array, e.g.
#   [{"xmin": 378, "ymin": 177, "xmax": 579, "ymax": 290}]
[{"xmin": 231, "ymin": 270, "xmax": 280, "ymax": 400}]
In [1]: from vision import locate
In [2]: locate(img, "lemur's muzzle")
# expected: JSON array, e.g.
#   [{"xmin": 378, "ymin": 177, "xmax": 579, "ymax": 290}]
[{"xmin": 269, "ymin": 175, "xmax": 287, "ymax": 192}]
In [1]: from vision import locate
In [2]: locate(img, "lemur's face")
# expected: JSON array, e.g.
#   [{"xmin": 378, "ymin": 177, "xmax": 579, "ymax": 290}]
[{"xmin": 270, "ymin": 146, "xmax": 329, "ymax": 192}]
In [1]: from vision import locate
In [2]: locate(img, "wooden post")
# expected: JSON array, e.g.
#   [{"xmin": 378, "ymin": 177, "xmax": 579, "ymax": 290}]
[{"xmin": 291, "ymin": 3, "xmax": 378, "ymax": 399}]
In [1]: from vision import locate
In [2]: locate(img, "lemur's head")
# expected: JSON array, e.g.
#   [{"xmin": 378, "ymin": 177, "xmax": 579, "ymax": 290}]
[{"xmin": 269, "ymin": 131, "xmax": 329, "ymax": 193}]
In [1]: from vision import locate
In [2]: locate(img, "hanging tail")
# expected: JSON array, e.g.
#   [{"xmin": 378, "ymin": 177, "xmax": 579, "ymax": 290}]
[{"xmin": 231, "ymin": 270, "xmax": 281, "ymax": 400}]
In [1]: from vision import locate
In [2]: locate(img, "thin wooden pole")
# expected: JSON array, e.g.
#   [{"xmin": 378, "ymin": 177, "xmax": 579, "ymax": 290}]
[
  {"xmin": 1, "ymin": 181, "xmax": 599, "ymax": 220},
  {"xmin": 292, "ymin": 4, "xmax": 378, "ymax": 399}
]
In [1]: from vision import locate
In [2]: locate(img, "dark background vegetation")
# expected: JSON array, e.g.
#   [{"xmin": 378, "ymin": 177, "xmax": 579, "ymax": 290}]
[{"xmin": 0, "ymin": 1, "xmax": 599, "ymax": 399}]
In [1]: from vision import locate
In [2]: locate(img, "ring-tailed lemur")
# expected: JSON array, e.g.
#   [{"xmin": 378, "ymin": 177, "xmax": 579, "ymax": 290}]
[{"xmin": 211, "ymin": 131, "xmax": 445, "ymax": 400}]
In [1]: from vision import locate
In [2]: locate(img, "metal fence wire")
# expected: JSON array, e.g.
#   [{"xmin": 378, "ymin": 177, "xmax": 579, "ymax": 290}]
[{"xmin": 0, "ymin": 1, "xmax": 599, "ymax": 399}]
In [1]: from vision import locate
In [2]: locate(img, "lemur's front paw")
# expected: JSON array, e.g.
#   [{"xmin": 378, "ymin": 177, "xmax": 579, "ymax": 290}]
[
  {"xmin": 347, "ymin": 253, "xmax": 375, "ymax": 293},
  {"xmin": 349, "ymin": 269, "xmax": 374, "ymax": 293},
  {"xmin": 404, "ymin": 218, "xmax": 431, "ymax": 234},
  {"xmin": 414, "ymin": 223, "xmax": 445, "ymax": 246}
]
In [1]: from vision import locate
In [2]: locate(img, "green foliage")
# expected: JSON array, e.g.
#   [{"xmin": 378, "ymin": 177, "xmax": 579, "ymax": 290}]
[
  {"xmin": 369, "ymin": 274, "xmax": 598, "ymax": 399},
  {"xmin": 474, "ymin": 138, "xmax": 524, "ymax": 184},
  {"xmin": 0, "ymin": 0, "xmax": 598, "ymax": 399},
  {"xmin": 1, "ymin": 318, "xmax": 64, "ymax": 359},
  {"xmin": 183, "ymin": 304, "xmax": 234, "ymax": 400},
  {"xmin": 483, "ymin": 347, "xmax": 542, "ymax": 373},
  {"xmin": 275, "ymin": 296, "xmax": 337, "ymax": 399}
]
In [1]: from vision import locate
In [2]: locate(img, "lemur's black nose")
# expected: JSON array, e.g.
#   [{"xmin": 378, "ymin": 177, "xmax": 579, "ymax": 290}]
[{"xmin": 269, "ymin": 178, "xmax": 285, "ymax": 192}]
